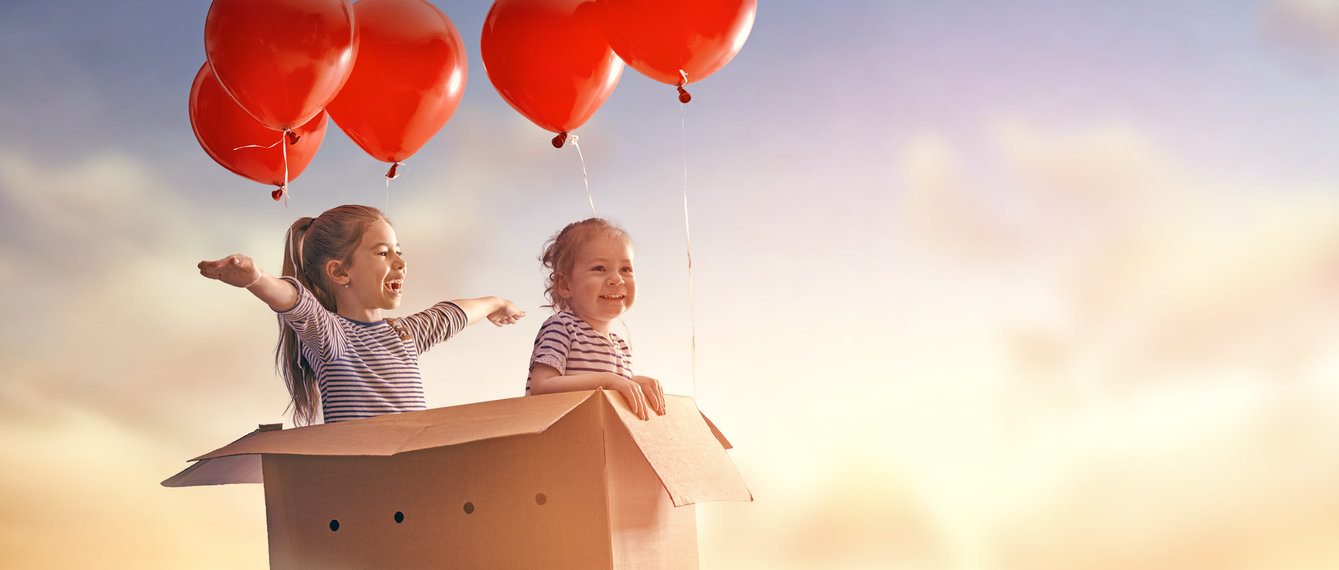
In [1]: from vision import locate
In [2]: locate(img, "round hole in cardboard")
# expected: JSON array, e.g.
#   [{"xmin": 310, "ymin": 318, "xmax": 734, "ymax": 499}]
[
  {"xmin": 535, "ymin": 493, "xmax": 547, "ymax": 505},
  {"xmin": 463, "ymin": 501, "xmax": 475, "ymax": 514},
  {"xmin": 329, "ymin": 519, "xmax": 340, "ymax": 532},
  {"xmin": 394, "ymin": 511, "xmax": 405, "ymax": 524}
]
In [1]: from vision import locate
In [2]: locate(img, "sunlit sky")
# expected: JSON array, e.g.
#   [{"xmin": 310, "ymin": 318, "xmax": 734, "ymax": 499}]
[{"xmin": 5, "ymin": 1, "xmax": 1339, "ymax": 569}]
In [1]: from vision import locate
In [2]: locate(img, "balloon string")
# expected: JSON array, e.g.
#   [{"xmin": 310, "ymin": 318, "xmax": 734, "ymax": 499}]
[
  {"xmin": 570, "ymin": 134, "xmax": 597, "ymax": 217},
  {"xmin": 231, "ymin": 134, "xmax": 289, "ymax": 203},
  {"xmin": 280, "ymin": 130, "xmax": 290, "ymax": 205},
  {"xmin": 385, "ymin": 161, "xmax": 404, "ymax": 211},
  {"xmin": 680, "ymin": 96, "xmax": 697, "ymax": 398}
]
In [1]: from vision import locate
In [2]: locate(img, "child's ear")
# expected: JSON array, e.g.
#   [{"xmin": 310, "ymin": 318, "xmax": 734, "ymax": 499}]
[
  {"xmin": 326, "ymin": 259, "xmax": 350, "ymax": 287},
  {"xmin": 555, "ymin": 273, "xmax": 572, "ymax": 299}
]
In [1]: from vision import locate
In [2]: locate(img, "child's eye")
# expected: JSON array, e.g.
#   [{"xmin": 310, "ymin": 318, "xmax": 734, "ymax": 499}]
[
  {"xmin": 590, "ymin": 265, "xmax": 605, "ymax": 272},
  {"xmin": 621, "ymin": 266, "xmax": 633, "ymax": 274}
]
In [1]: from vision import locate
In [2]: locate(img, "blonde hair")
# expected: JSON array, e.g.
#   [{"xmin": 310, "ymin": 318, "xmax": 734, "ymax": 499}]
[
  {"xmin": 539, "ymin": 217, "xmax": 631, "ymax": 311},
  {"xmin": 276, "ymin": 204, "xmax": 389, "ymax": 425}
]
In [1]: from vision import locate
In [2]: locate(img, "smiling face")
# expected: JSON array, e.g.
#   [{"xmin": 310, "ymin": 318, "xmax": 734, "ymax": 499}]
[
  {"xmin": 557, "ymin": 235, "xmax": 635, "ymax": 335},
  {"xmin": 329, "ymin": 218, "xmax": 406, "ymax": 322}
]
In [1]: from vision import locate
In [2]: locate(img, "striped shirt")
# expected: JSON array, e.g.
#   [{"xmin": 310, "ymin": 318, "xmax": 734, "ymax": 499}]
[
  {"xmin": 276, "ymin": 277, "xmax": 467, "ymax": 423},
  {"xmin": 526, "ymin": 310, "xmax": 633, "ymax": 395}
]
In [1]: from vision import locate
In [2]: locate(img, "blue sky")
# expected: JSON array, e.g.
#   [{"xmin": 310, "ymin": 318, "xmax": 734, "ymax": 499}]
[{"xmin": 5, "ymin": 1, "xmax": 1339, "ymax": 568}]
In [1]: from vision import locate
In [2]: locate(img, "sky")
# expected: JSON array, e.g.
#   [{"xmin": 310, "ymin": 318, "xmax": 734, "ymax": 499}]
[{"xmin": 4, "ymin": 0, "xmax": 1339, "ymax": 568}]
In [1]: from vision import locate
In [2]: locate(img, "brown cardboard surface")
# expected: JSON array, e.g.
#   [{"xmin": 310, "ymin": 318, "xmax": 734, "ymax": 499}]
[
  {"xmin": 166, "ymin": 390, "xmax": 752, "ymax": 569},
  {"xmin": 261, "ymin": 399, "xmax": 614, "ymax": 569},
  {"xmin": 193, "ymin": 390, "xmax": 594, "ymax": 461},
  {"xmin": 161, "ymin": 423, "xmax": 278, "ymax": 487},
  {"xmin": 161, "ymin": 453, "xmax": 261, "ymax": 487},
  {"xmin": 602, "ymin": 396, "xmax": 701, "ymax": 569},
  {"xmin": 610, "ymin": 395, "xmax": 755, "ymax": 507}
]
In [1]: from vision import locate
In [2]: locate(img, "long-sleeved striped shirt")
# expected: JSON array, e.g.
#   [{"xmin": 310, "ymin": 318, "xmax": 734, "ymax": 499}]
[
  {"xmin": 526, "ymin": 310, "xmax": 633, "ymax": 395},
  {"xmin": 277, "ymin": 277, "xmax": 467, "ymax": 423}
]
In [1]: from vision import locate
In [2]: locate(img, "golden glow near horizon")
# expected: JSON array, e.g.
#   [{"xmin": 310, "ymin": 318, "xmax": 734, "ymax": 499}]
[{"xmin": 5, "ymin": 1, "xmax": 1339, "ymax": 569}]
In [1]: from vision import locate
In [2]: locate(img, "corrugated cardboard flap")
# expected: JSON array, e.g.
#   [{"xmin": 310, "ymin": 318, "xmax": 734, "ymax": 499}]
[
  {"xmin": 165, "ymin": 390, "xmax": 753, "ymax": 504},
  {"xmin": 161, "ymin": 453, "xmax": 262, "ymax": 487},
  {"xmin": 164, "ymin": 392, "xmax": 597, "ymax": 488},
  {"xmin": 602, "ymin": 391, "xmax": 754, "ymax": 507}
]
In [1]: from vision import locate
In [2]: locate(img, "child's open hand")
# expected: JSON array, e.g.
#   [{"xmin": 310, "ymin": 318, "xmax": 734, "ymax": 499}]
[
  {"xmin": 630, "ymin": 375, "xmax": 666, "ymax": 417},
  {"xmin": 198, "ymin": 255, "xmax": 263, "ymax": 288},
  {"xmin": 487, "ymin": 299, "xmax": 526, "ymax": 327},
  {"xmin": 610, "ymin": 376, "xmax": 650, "ymax": 420}
]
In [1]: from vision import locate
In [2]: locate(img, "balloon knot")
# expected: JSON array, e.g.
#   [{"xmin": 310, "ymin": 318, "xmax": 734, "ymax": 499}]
[
  {"xmin": 285, "ymin": 130, "xmax": 301, "ymax": 145},
  {"xmin": 677, "ymin": 85, "xmax": 692, "ymax": 104},
  {"xmin": 386, "ymin": 161, "xmax": 404, "ymax": 179},
  {"xmin": 552, "ymin": 132, "xmax": 568, "ymax": 149},
  {"xmin": 271, "ymin": 185, "xmax": 285, "ymax": 201}
]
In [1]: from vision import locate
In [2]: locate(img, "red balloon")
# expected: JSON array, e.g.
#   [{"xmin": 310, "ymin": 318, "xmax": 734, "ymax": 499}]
[
  {"xmin": 481, "ymin": 0, "xmax": 623, "ymax": 140},
  {"xmin": 204, "ymin": 0, "xmax": 357, "ymax": 131},
  {"xmin": 326, "ymin": 0, "xmax": 467, "ymax": 164},
  {"xmin": 598, "ymin": 0, "xmax": 755, "ymax": 89},
  {"xmin": 189, "ymin": 63, "xmax": 328, "ymax": 189}
]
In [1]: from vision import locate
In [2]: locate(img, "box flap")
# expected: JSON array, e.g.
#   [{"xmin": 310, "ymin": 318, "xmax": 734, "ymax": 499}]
[
  {"xmin": 161, "ymin": 453, "xmax": 262, "ymax": 487},
  {"xmin": 160, "ymin": 424, "xmax": 281, "ymax": 487},
  {"xmin": 193, "ymin": 391, "xmax": 595, "ymax": 461},
  {"xmin": 699, "ymin": 412, "xmax": 733, "ymax": 450},
  {"xmin": 602, "ymin": 392, "xmax": 754, "ymax": 507},
  {"xmin": 168, "ymin": 390, "xmax": 753, "ymax": 504}
]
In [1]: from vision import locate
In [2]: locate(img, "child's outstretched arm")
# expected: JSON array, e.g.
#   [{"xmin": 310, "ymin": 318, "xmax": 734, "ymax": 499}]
[
  {"xmin": 198, "ymin": 254, "xmax": 298, "ymax": 312},
  {"xmin": 528, "ymin": 365, "xmax": 665, "ymax": 420},
  {"xmin": 450, "ymin": 296, "xmax": 526, "ymax": 327}
]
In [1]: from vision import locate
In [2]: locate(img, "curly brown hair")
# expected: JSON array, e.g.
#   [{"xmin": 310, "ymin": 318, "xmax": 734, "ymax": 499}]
[{"xmin": 539, "ymin": 217, "xmax": 631, "ymax": 311}]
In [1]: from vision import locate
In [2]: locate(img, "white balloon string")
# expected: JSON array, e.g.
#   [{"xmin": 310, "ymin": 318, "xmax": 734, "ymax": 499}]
[
  {"xmin": 281, "ymin": 130, "xmax": 290, "ymax": 206},
  {"xmin": 231, "ymin": 139, "xmax": 282, "ymax": 151},
  {"xmin": 570, "ymin": 134, "xmax": 597, "ymax": 217},
  {"xmin": 384, "ymin": 161, "xmax": 404, "ymax": 212},
  {"xmin": 680, "ymin": 97, "xmax": 697, "ymax": 398}
]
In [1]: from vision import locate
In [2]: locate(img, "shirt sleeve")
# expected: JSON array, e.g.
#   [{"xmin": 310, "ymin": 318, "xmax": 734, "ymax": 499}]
[
  {"xmin": 529, "ymin": 315, "xmax": 572, "ymax": 374},
  {"xmin": 274, "ymin": 276, "xmax": 342, "ymax": 362},
  {"xmin": 397, "ymin": 301, "xmax": 468, "ymax": 356}
]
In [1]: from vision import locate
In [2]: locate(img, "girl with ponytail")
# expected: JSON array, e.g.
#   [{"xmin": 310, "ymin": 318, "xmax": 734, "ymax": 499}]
[{"xmin": 198, "ymin": 204, "xmax": 525, "ymax": 424}]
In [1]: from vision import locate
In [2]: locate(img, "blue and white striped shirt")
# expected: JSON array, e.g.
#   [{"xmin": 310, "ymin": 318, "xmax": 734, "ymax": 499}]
[
  {"xmin": 526, "ymin": 310, "xmax": 633, "ymax": 395},
  {"xmin": 277, "ymin": 277, "xmax": 467, "ymax": 423}
]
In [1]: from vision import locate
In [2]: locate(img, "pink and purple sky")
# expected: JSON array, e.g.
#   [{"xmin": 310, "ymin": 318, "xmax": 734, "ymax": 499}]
[{"xmin": 5, "ymin": 1, "xmax": 1339, "ymax": 568}]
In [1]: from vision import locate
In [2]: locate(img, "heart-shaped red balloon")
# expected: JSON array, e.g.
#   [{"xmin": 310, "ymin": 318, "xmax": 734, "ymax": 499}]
[
  {"xmin": 204, "ymin": 0, "xmax": 357, "ymax": 131},
  {"xmin": 189, "ymin": 63, "xmax": 327, "ymax": 190},
  {"xmin": 599, "ymin": 0, "xmax": 755, "ymax": 92},
  {"xmin": 327, "ymin": 0, "xmax": 467, "ymax": 164},
  {"xmin": 481, "ymin": 0, "xmax": 623, "ymax": 141}
]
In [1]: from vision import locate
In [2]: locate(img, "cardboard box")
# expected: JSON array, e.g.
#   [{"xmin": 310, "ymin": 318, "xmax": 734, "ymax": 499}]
[{"xmin": 164, "ymin": 390, "xmax": 752, "ymax": 569}]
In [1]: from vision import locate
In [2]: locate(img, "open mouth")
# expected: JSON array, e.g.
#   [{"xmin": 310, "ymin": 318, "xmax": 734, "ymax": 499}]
[
  {"xmin": 600, "ymin": 293, "xmax": 624, "ymax": 300},
  {"xmin": 384, "ymin": 280, "xmax": 404, "ymax": 294}
]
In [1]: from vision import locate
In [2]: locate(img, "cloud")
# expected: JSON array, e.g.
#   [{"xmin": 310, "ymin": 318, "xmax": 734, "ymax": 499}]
[
  {"xmin": 1263, "ymin": 0, "xmax": 1339, "ymax": 59},
  {"xmin": 887, "ymin": 120, "xmax": 1339, "ymax": 568},
  {"xmin": 897, "ymin": 121, "xmax": 1339, "ymax": 392},
  {"xmin": 0, "ymin": 147, "xmax": 291, "ymax": 435},
  {"xmin": 896, "ymin": 134, "xmax": 1018, "ymax": 262},
  {"xmin": 0, "ymin": 406, "xmax": 270, "ymax": 569}
]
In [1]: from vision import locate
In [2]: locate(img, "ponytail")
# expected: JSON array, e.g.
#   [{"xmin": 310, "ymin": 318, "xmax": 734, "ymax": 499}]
[
  {"xmin": 273, "ymin": 205, "xmax": 388, "ymax": 425},
  {"xmin": 276, "ymin": 216, "xmax": 319, "ymax": 425}
]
